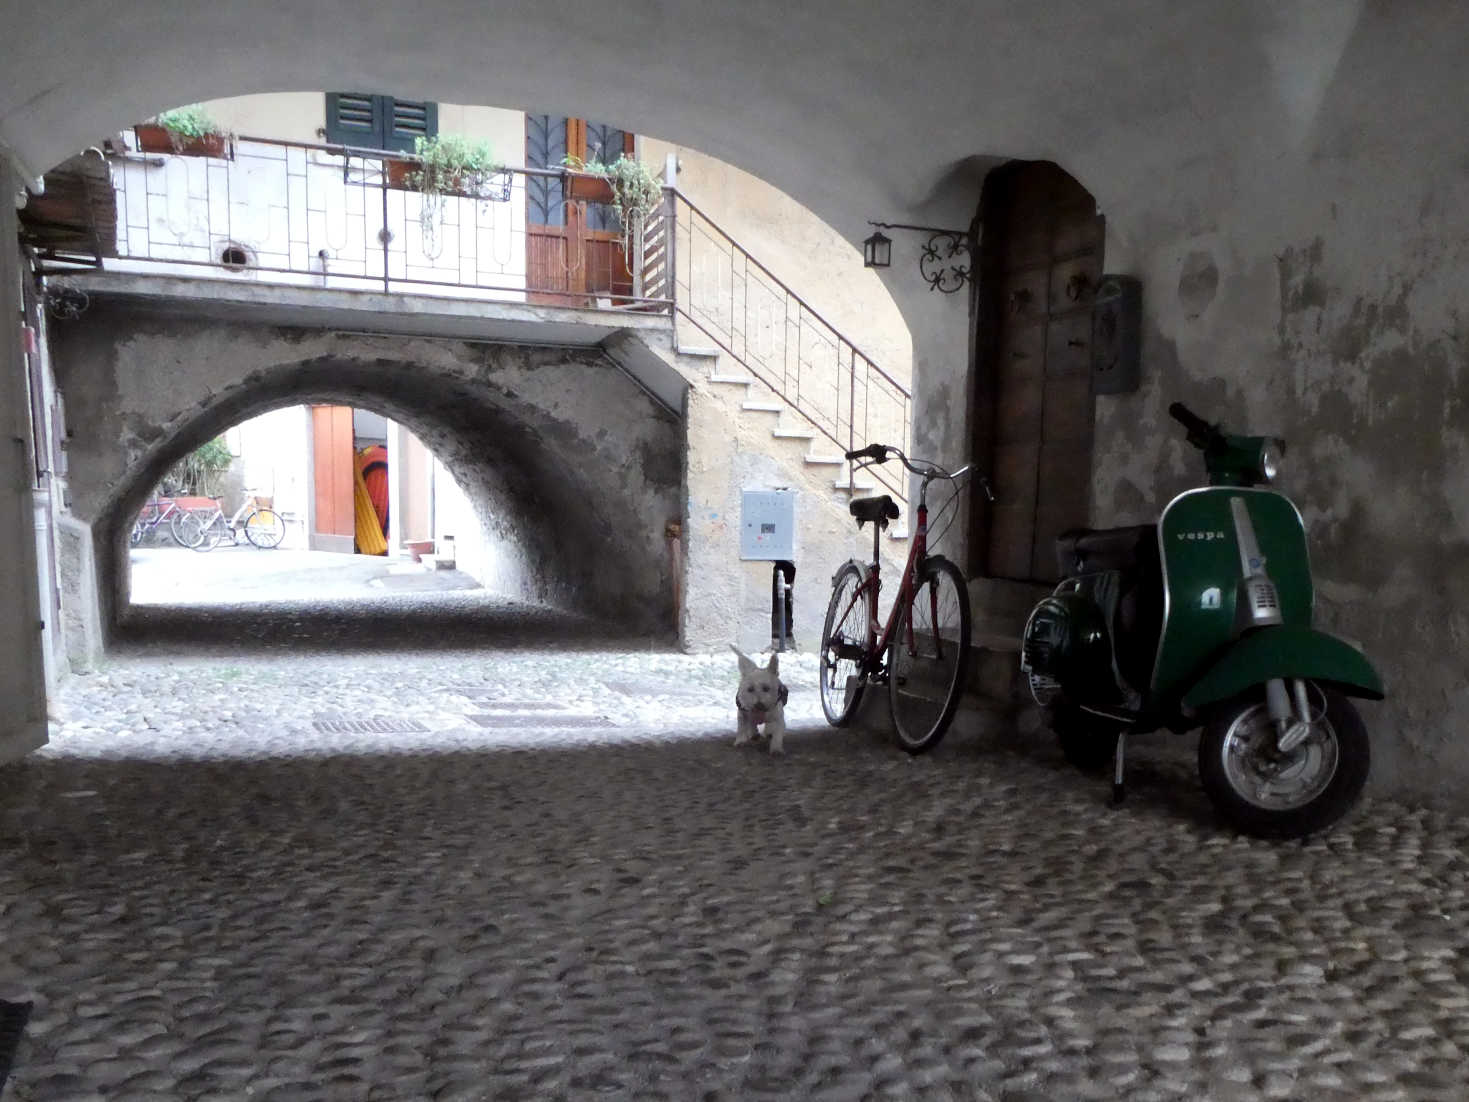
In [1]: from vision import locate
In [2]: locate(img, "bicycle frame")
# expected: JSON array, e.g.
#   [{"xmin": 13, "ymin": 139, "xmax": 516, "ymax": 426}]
[
  {"xmin": 136, "ymin": 497, "xmax": 182, "ymax": 531},
  {"xmin": 835, "ymin": 467, "xmax": 962, "ymax": 677}
]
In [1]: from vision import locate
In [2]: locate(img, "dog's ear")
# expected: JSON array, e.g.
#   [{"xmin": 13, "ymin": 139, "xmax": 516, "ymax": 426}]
[
  {"xmin": 731, "ymin": 644, "xmax": 756, "ymax": 676},
  {"xmin": 766, "ymin": 653, "xmax": 779, "ymax": 677}
]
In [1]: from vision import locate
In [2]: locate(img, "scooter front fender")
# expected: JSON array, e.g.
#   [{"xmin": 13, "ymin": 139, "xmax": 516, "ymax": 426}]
[{"xmin": 1181, "ymin": 625, "xmax": 1385, "ymax": 711}]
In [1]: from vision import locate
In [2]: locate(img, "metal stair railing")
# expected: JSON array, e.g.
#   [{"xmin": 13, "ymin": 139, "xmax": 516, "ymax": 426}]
[{"xmin": 653, "ymin": 187, "xmax": 912, "ymax": 504}]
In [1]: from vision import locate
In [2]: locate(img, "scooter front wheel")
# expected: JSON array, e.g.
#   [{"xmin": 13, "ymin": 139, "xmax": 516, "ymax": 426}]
[
  {"xmin": 1199, "ymin": 683, "xmax": 1370, "ymax": 840},
  {"xmin": 1051, "ymin": 703, "xmax": 1120, "ymax": 773}
]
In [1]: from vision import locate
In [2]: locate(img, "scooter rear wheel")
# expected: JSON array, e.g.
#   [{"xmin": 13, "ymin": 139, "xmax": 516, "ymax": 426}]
[{"xmin": 1199, "ymin": 683, "xmax": 1370, "ymax": 839}]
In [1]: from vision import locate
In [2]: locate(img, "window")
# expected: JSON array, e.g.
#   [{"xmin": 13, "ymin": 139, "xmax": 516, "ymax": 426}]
[{"xmin": 325, "ymin": 93, "xmax": 437, "ymax": 153}]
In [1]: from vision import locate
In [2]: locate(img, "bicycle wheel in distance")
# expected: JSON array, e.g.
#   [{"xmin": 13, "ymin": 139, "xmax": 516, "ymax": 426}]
[
  {"xmin": 170, "ymin": 509, "xmax": 206, "ymax": 549},
  {"xmin": 888, "ymin": 556, "xmax": 971, "ymax": 754},
  {"xmin": 244, "ymin": 508, "xmax": 286, "ymax": 548},
  {"xmin": 819, "ymin": 561, "xmax": 870, "ymax": 726},
  {"xmin": 130, "ymin": 519, "xmax": 146, "ymax": 546}
]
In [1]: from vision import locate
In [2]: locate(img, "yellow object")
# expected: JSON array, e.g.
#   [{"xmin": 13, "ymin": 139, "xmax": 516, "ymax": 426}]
[{"xmin": 353, "ymin": 461, "xmax": 388, "ymax": 555}]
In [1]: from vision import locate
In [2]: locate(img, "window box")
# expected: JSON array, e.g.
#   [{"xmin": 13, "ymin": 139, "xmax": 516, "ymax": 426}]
[
  {"xmin": 133, "ymin": 123, "xmax": 230, "ymax": 158},
  {"xmin": 565, "ymin": 171, "xmax": 615, "ymax": 204}
]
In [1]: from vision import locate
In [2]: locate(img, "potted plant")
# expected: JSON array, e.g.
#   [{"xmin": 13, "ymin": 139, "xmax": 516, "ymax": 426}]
[
  {"xmin": 134, "ymin": 105, "xmax": 231, "ymax": 158},
  {"xmin": 563, "ymin": 154, "xmax": 664, "ymax": 260},
  {"xmin": 389, "ymin": 134, "xmax": 507, "ymax": 259},
  {"xmin": 386, "ymin": 134, "xmax": 504, "ymax": 199}
]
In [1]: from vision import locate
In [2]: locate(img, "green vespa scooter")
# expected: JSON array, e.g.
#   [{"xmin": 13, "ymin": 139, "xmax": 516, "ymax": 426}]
[{"xmin": 1019, "ymin": 402, "xmax": 1383, "ymax": 839}]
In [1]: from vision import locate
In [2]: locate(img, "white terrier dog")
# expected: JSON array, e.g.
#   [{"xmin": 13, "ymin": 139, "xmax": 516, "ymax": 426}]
[{"xmin": 732, "ymin": 646, "xmax": 789, "ymax": 754}]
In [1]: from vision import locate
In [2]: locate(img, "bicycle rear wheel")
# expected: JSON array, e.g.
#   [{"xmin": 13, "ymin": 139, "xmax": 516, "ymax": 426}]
[
  {"xmin": 170, "ymin": 510, "xmax": 206, "ymax": 549},
  {"xmin": 888, "ymin": 556, "xmax": 970, "ymax": 754},
  {"xmin": 819, "ymin": 561, "xmax": 870, "ymax": 726},
  {"xmin": 244, "ymin": 508, "xmax": 286, "ymax": 548},
  {"xmin": 130, "ymin": 518, "xmax": 146, "ymax": 546}
]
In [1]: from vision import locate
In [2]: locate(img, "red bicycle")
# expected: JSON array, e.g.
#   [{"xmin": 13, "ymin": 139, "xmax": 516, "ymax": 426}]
[{"xmin": 818, "ymin": 444, "xmax": 989, "ymax": 753}]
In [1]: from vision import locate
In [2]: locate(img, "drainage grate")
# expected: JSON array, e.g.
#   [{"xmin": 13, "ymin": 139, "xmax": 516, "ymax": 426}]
[
  {"xmin": 312, "ymin": 718, "xmax": 429, "ymax": 735},
  {"xmin": 453, "ymin": 698, "xmax": 570, "ymax": 711},
  {"xmin": 467, "ymin": 714, "xmax": 614, "ymax": 729}
]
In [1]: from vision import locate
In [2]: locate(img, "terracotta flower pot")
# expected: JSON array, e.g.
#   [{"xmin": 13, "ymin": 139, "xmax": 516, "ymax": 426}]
[
  {"xmin": 134, "ymin": 122, "xmax": 229, "ymax": 158},
  {"xmin": 385, "ymin": 160, "xmax": 496, "ymax": 200},
  {"xmin": 565, "ymin": 172, "xmax": 615, "ymax": 203}
]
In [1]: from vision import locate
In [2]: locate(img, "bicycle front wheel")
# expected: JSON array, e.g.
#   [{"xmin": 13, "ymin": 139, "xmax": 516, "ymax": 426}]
[
  {"xmin": 819, "ymin": 561, "xmax": 870, "ymax": 726},
  {"xmin": 170, "ymin": 510, "xmax": 206, "ymax": 548},
  {"xmin": 888, "ymin": 556, "xmax": 971, "ymax": 754},
  {"xmin": 244, "ymin": 508, "xmax": 286, "ymax": 548}
]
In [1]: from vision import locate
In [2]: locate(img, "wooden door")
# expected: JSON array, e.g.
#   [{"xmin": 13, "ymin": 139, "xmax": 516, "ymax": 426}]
[
  {"xmin": 310, "ymin": 405, "xmax": 355, "ymax": 554},
  {"xmin": 970, "ymin": 161, "xmax": 1103, "ymax": 582},
  {"xmin": 525, "ymin": 115, "xmax": 635, "ymax": 305}
]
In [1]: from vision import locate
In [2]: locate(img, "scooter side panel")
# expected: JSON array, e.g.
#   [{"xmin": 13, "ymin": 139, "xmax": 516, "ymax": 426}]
[{"xmin": 1152, "ymin": 488, "xmax": 1313, "ymax": 696}]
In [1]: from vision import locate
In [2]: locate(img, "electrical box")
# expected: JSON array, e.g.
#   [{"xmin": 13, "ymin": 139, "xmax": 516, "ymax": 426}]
[
  {"xmin": 1091, "ymin": 274, "xmax": 1142, "ymax": 394},
  {"xmin": 740, "ymin": 490, "xmax": 796, "ymax": 561}
]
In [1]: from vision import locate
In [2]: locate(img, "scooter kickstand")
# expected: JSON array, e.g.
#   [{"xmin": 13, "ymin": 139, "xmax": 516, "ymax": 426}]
[{"xmin": 1111, "ymin": 731, "xmax": 1128, "ymax": 807}]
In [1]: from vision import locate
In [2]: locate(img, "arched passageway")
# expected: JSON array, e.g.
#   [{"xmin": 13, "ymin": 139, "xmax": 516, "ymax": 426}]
[
  {"xmin": 48, "ymin": 298, "xmax": 684, "ymax": 646},
  {"xmin": 6, "ymin": 3, "xmax": 1469, "ymax": 805}
]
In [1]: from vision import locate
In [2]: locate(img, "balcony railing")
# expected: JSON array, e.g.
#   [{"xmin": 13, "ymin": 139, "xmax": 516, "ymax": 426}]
[{"xmin": 106, "ymin": 132, "xmax": 671, "ymax": 309}]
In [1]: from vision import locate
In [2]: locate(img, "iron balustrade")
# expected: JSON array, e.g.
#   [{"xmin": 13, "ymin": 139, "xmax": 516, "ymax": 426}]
[{"xmin": 107, "ymin": 132, "xmax": 669, "ymax": 309}]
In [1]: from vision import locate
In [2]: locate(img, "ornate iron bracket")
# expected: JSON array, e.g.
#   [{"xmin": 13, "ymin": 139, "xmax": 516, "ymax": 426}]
[{"xmin": 866, "ymin": 222, "xmax": 973, "ymax": 294}]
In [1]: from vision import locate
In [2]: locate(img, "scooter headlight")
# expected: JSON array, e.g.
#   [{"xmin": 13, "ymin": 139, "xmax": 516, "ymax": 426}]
[{"xmin": 1259, "ymin": 439, "xmax": 1284, "ymax": 482}]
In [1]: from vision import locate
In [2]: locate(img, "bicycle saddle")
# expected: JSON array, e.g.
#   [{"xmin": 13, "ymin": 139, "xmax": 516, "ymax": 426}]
[{"xmin": 850, "ymin": 495, "xmax": 900, "ymax": 529}]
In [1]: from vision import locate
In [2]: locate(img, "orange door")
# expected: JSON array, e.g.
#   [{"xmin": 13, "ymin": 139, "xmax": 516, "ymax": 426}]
[
  {"xmin": 526, "ymin": 115, "xmax": 636, "ymax": 305},
  {"xmin": 311, "ymin": 405, "xmax": 355, "ymax": 553}
]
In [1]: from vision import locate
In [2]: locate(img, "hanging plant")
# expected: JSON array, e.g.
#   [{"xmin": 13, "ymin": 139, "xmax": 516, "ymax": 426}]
[
  {"xmin": 563, "ymin": 154, "xmax": 663, "ymax": 263},
  {"xmin": 406, "ymin": 134, "xmax": 506, "ymax": 259}
]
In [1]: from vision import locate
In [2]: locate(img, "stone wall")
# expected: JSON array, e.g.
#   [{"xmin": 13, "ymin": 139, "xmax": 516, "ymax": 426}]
[
  {"xmin": 908, "ymin": 99, "xmax": 1469, "ymax": 806},
  {"xmin": 49, "ymin": 303, "xmax": 683, "ymax": 637}
]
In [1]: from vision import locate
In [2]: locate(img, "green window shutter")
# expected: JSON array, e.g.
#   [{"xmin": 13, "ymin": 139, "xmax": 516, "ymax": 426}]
[
  {"xmin": 325, "ymin": 93, "xmax": 437, "ymax": 152},
  {"xmin": 384, "ymin": 98, "xmax": 437, "ymax": 153},
  {"xmin": 325, "ymin": 93, "xmax": 382, "ymax": 147}
]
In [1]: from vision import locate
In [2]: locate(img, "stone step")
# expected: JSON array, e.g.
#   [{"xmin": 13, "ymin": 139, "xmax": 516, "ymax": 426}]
[
  {"xmin": 804, "ymin": 454, "xmax": 846, "ymax": 466},
  {"xmin": 709, "ymin": 373, "xmax": 753, "ymax": 386},
  {"xmin": 677, "ymin": 344, "xmax": 722, "ymax": 359},
  {"xmin": 772, "ymin": 427, "xmax": 817, "ymax": 441},
  {"xmin": 741, "ymin": 401, "xmax": 784, "ymax": 414}
]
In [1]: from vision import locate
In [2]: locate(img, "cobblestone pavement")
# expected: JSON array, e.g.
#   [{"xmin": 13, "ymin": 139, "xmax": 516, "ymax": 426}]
[{"xmin": 4, "ymin": 592, "xmax": 1469, "ymax": 1100}]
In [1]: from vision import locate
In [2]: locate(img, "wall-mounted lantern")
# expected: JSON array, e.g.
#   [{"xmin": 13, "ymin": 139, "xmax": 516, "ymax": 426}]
[
  {"xmin": 862, "ymin": 230, "xmax": 892, "ymax": 269},
  {"xmin": 863, "ymin": 221, "xmax": 972, "ymax": 293}
]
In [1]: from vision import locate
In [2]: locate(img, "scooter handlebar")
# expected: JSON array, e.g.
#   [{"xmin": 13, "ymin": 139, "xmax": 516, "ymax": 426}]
[
  {"xmin": 1168, "ymin": 402, "xmax": 1210, "ymax": 435},
  {"xmin": 1168, "ymin": 402, "xmax": 1225, "ymax": 449}
]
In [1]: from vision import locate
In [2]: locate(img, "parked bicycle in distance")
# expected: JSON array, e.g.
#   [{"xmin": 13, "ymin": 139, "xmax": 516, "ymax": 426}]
[
  {"xmin": 130, "ymin": 496, "xmax": 196, "ymax": 548},
  {"xmin": 175, "ymin": 493, "xmax": 287, "ymax": 552},
  {"xmin": 818, "ymin": 444, "xmax": 989, "ymax": 753}
]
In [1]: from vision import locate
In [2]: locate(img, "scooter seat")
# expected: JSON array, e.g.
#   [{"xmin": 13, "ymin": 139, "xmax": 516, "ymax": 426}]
[
  {"xmin": 849, "ymin": 495, "xmax": 900, "ymax": 528},
  {"xmin": 1056, "ymin": 525, "xmax": 1156, "ymax": 577}
]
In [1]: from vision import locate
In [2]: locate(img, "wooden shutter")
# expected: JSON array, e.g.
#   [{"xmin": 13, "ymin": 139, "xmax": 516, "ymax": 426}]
[
  {"xmin": 325, "ymin": 94, "xmax": 437, "ymax": 152},
  {"xmin": 325, "ymin": 93, "xmax": 381, "ymax": 147},
  {"xmin": 384, "ymin": 98, "xmax": 437, "ymax": 153}
]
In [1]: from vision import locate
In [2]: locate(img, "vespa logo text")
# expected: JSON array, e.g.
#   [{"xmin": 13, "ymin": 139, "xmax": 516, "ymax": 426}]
[
  {"xmin": 1177, "ymin": 531, "xmax": 1227, "ymax": 542},
  {"xmin": 1200, "ymin": 587, "xmax": 1222, "ymax": 610}
]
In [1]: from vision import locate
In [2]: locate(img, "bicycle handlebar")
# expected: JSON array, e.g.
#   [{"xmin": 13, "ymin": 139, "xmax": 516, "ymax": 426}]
[{"xmin": 846, "ymin": 443, "xmax": 981, "ymax": 488}]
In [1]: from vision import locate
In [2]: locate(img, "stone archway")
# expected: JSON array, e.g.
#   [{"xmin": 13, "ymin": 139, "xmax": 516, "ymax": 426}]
[{"xmin": 48, "ymin": 302, "xmax": 684, "ymax": 650}]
